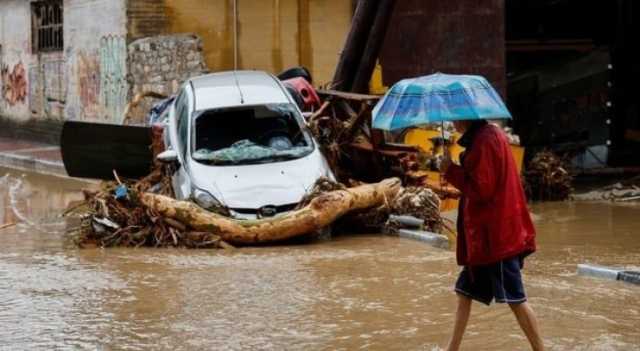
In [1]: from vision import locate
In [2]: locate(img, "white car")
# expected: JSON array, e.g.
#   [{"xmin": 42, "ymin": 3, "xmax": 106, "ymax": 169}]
[{"xmin": 157, "ymin": 71, "xmax": 334, "ymax": 219}]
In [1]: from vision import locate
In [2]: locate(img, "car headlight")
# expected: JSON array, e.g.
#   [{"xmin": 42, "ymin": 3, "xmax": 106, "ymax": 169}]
[{"xmin": 192, "ymin": 189, "xmax": 222, "ymax": 209}]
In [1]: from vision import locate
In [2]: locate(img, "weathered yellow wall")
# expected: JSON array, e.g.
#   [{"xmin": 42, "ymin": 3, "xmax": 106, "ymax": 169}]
[
  {"xmin": 164, "ymin": 0, "xmax": 234, "ymax": 71},
  {"xmin": 164, "ymin": 0, "xmax": 352, "ymax": 85},
  {"xmin": 302, "ymin": 0, "xmax": 353, "ymax": 85}
]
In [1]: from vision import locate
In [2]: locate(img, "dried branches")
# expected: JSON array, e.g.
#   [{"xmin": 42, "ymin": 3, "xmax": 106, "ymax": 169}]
[
  {"xmin": 524, "ymin": 150, "xmax": 573, "ymax": 201},
  {"xmin": 66, "ymin": 166, "xmax": 234, "ymax": 249},
  {"xmin": 386, "ymin": 187, "xmax": 443, "ymax": 233}
]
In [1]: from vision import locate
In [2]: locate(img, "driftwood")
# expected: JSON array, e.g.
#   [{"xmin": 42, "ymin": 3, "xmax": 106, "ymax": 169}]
[
  {"xmin": 0, "ymin": 222, "xmax": 17, "ymax": 231},
  {"xmin": 316, "ymin": 89, "xmax": 381, "ymax": 102},
  {"xmin": 121, "ymin": 91, "xmax": 168, "ymax": 125},
  {"xmin": 139, "ymin": 178, "xmax": 402, "ymax": 245}
]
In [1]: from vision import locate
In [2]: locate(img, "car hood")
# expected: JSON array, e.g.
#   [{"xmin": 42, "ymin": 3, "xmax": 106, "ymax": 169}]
[{"xmin": 187, "ymin": 149, "xmax": 332, "ymax": 209}]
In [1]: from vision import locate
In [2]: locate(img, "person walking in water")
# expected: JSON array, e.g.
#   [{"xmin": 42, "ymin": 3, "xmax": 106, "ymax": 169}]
[{"xmin": 442, "ymin": 120, "xmax": 544, "ymax": 351}]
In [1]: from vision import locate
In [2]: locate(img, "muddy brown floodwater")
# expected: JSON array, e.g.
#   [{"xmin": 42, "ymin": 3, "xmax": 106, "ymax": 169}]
[{"xmin": 0, "ymin": 168, "xmax": 639, "ymax": 350}]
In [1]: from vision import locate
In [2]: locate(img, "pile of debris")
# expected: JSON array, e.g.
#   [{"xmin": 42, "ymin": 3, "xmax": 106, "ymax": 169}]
[
  {"xmin": 66, "ymin": 167, "xmax": 236, "ymax": 249},
  {"xmin": 65, "ymin": 80, "xmax": 450, "ymax": 249},
  {"xmin": 572, "ymin": 176, "xmax": 640, "ymax": 202},
  {"xmin": 304, "ymin": 90, "xmax": 455, "ymax": 190},
  {"xmin": 67, "ymin": 167, "xmax": 444, "ymax": 248},
  {"xmin": 524, "ymin": 150, "xmax": 573, "ymax": 201},
  {"xmin": 305, "ymin": 89, "xmax": 382, "ymax": 180},
  {"xmin": 385, "ymin": 187, "xmax": 443, "ymax": 233}
]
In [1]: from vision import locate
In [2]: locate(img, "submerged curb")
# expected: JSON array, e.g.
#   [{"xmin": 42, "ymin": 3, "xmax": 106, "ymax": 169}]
[
  {"xmin": 0, "ymin": 150, "xmax": 67, "ymax": 178},
  {"xmin": 577, "ymin": 264, "xmax": 640, "ymax": 286},
  {"xmin": 397, "ymin": 229, "xmax": 450, "ymax": 249}
]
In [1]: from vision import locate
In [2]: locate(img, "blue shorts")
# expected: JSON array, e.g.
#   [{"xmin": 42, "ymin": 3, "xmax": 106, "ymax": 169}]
[{"xmin": 454, "ymin": 256, "xmax": 527, "ymax": 305}]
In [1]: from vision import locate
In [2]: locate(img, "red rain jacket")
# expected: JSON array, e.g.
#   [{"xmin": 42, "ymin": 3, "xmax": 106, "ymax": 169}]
[{"xmin": 445, "ymin": 123, "xmax": 536, "ymax": 266}]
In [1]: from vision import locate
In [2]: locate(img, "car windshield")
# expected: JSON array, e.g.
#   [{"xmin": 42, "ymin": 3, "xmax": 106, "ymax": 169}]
[{"xmin": 191, "ymin": 103, "xmax": 314, "ymax": 165}]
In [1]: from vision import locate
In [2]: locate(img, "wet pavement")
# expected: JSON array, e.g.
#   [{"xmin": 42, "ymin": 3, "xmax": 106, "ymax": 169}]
[
  {"xmin": 0, "ymin": 167, "xmax": 639, "ymax": 350},
  {"xmin": 0, "ymin": 137, "xmax": 65, "ymax": 177}
]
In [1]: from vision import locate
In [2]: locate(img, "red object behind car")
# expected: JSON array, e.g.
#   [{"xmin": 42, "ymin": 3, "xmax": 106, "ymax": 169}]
[{"xmin": 282, "ymin": 77, "xmax": 321, "ymax": 111}]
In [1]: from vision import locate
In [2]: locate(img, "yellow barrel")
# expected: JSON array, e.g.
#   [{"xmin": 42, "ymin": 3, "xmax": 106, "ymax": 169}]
[
  {"xmin": 510, "ymin": 144, "xmax": 525, "ymax": 174},
  {"xmin": 403, "ymin": 128, "xmax": 525, "ymax": 212}
]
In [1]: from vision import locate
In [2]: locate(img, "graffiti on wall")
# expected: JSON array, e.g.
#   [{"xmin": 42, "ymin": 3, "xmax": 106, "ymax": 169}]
[
  {"xmin": 77, "ymin": 52, "xmax": 101, "ymax": 117},
  {"xmin": 99, "ymin": 35, "xmax": 127, "ymax": 121},
  {"xmin": 25, "ymin": 60, "xmax": 66, "ymax": 118},
  {"xmin": 28, "ymin": 65, "xmax": 43, "ymax": 114},
  {"xmin": 1, "ymin": 62, "xmax": 27, "ymax": 106},
  {"xmin": 43, "ymin": 60, "xmax": 66, "ymax": 118}
]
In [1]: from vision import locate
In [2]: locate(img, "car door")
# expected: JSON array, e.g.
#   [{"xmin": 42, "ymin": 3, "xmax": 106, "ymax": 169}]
[{"xmin": 170, "ymin": 86, "xmax": 194, "ymax": 199}]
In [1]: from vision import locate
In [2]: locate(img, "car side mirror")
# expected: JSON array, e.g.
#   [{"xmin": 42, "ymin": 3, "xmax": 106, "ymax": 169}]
[{"xmin": 157, "ymin": 149, "xmax": 178, "ymax": 163}]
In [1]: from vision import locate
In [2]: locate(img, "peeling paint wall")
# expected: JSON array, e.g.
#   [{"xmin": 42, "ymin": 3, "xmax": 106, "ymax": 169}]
[
  {"xmin": 0, "ymin": 0, "xmax": 128, "ymax": 126},
  {"xmin": 26, "ymin": 54, "xmax": 67, "ymax": 120},
  {"xmin": 127, "ymin": 0, "xmax": 167, "ymax": 41},
  {"xmin": 98, "ymin": 35, "xmax": 128, "ymax": 121},
  {"xmin": 0, "ymin": 0, "xmax": 33, "ymax": 121},
  {"xmin": 64, "ymin": 0, "xmax": 128, "ymax": 122}
]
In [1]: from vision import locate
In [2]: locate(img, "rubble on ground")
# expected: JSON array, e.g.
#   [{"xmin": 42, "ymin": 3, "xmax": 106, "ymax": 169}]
[
  {"xmin": 67, "ymin": 161, "xmax": 446, "ymax": 248},
  {"xmin": 572, "ymin": 176, "xmax": 640, "ymax": 202},
  {"xmin": 385, "ymin": 187, "xmax": 443, "ymax": 233},
  {"xmin": 524, "ymin": 150, "xmax": 573, "ymax": 201},
  {"xmin": 65, "ymin": 166, "xmax": 236, "ymax": 249},
  {"xmin": 67, "ymin": 172, "xmax": 414, "ymax": 248}
]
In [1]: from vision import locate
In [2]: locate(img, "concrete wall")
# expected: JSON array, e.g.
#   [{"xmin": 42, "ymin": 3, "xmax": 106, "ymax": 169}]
[
  {"xmin": 127, "ymin": 0, "xmax": 167, "ymax": 41},
  {"xmin": 164, "ymin": 0, "xmax": 352, "ymax": 85}
]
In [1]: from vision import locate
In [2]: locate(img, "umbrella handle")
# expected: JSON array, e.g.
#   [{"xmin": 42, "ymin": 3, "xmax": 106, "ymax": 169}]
[{"xmin": 440, "ymin": 121, "xmax": 446, "ymax": 188}]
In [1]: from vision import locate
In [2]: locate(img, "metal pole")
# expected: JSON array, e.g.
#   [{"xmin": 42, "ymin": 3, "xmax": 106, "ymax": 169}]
[{"xmin": 233, "ymin": 0, "xmax": 238, "ymax": 70}]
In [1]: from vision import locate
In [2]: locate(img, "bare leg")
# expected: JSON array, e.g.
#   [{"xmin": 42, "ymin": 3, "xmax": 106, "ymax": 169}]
[
  {"xmin": 446, "ymin": 294, "xmax": 472, "ymax": 351},
  {"xmin": 509, "ymin": 302, "xmax": 544, "ymax": 351}
]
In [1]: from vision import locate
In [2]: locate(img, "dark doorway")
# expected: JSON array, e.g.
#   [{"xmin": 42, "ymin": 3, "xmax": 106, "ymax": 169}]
[{"xmin": 505, "ymin": 0, "xmax": 639, "ymax": 167}]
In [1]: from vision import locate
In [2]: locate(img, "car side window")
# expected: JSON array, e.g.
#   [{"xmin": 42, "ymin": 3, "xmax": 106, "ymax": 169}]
[{"xmin": 175, "ymin": 91, "xmax": 189, "ymax": 158}]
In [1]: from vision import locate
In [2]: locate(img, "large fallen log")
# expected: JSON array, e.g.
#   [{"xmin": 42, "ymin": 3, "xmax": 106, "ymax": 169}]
[{"xmin": 138, "ymin": 178, "xmax": 402, "ymax": 245}]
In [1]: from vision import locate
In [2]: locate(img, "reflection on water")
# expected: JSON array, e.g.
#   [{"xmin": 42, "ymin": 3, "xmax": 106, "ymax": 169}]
[{"xmin": 0, "ymin": 168, "xmax": 639, "ymax": 350}]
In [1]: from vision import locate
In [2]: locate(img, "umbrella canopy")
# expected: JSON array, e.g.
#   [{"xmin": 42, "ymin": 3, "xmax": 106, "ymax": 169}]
[{"xmin": 372, "ymin": 73, "xmax": 511, "ymax": 131}]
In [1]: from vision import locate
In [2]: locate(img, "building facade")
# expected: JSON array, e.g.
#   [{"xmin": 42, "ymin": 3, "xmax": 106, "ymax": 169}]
[
  {"xmin": 1, "ymin": 0, "xmax": 130, "ymax": 140},
  {"xmin": 0, "ymin": 0, "xmax": 354, "ymax": 142},
  {"xmin": 1, "ymin": 0, "xmax": 512, "ymax": 146}
]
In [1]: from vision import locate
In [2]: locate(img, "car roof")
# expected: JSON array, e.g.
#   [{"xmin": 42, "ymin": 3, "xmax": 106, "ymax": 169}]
[{"xmin": 189, "ymin": 70, "xmax": 291, "ymax": 111}]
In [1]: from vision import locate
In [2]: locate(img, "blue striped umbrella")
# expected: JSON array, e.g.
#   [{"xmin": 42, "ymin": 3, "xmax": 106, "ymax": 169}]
[{"xmin": 372, "ymin": 73, "xmax": 511, "ymax": 131}]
